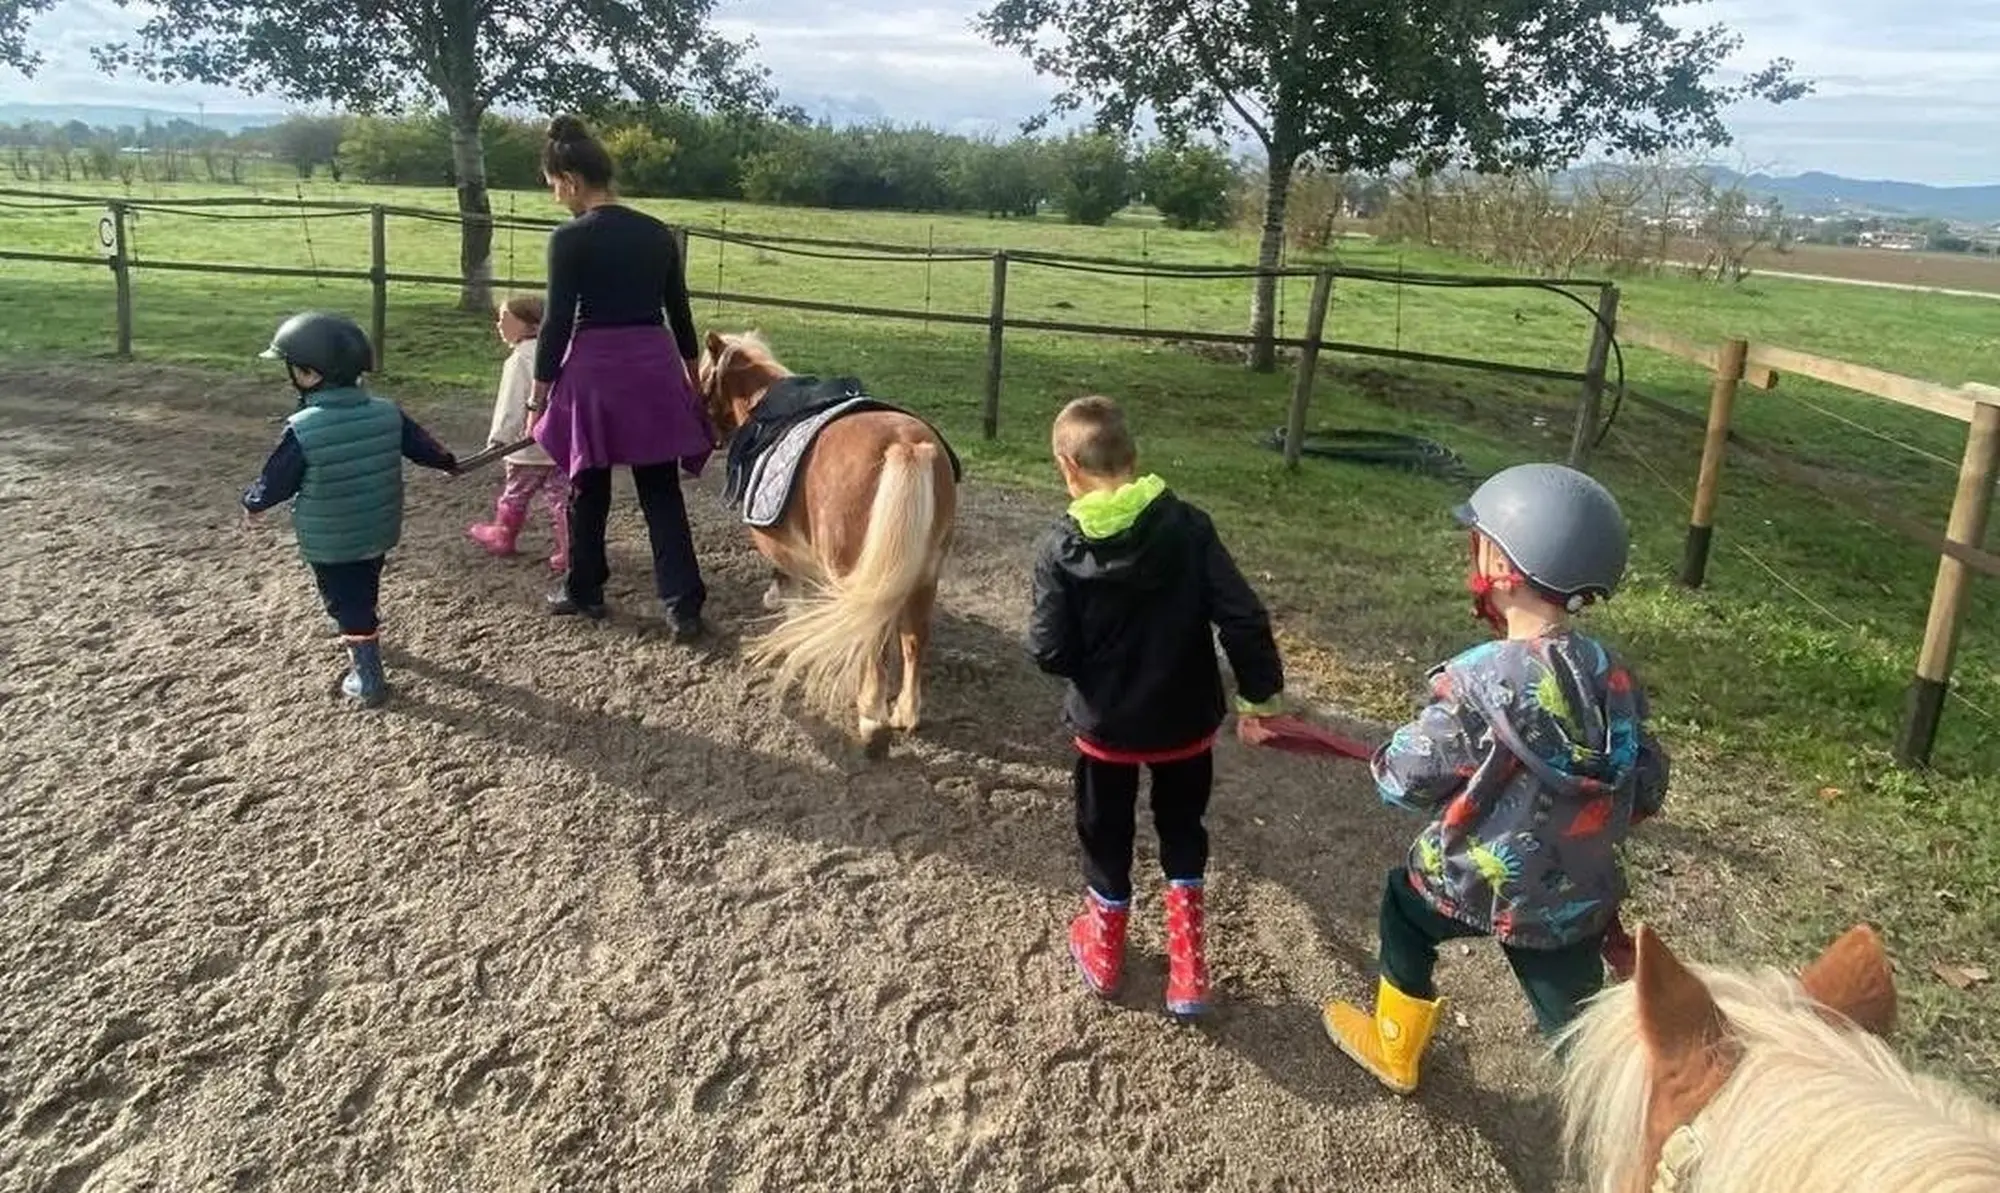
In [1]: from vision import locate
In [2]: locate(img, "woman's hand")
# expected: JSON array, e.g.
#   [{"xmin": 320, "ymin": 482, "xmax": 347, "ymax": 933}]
[{"xmin": 527, "ymin": 380, "xmax": 551, "ymax": 437}]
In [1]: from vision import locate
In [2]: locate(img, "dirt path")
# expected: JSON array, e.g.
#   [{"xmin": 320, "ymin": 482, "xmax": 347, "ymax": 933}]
[{"xmin": 0, "ymin": 361, "xmax": 1573, "ymax": 1192}]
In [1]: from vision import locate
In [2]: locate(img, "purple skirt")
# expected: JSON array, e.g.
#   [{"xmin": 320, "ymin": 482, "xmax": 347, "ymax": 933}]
[{"xmin": 534, "ymin": 325, "xmax": 716, "ymax": 477}]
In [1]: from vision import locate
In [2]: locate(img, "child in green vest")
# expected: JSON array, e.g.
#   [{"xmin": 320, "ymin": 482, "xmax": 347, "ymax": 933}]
[{"xmin": 241, "ymin": 311, "xmax": 458, "ymax": 707}]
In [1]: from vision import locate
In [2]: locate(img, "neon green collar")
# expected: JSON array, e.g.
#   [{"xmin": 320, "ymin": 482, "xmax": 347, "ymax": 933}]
[{"xmin": 1068, "ymin": 474, "xmax": 1167, "ymax": 539}]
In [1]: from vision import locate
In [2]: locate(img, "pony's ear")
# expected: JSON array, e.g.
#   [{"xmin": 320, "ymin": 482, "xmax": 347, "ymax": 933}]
[
  {"xmin": 1635, "ymin": 924, "xmax": 1738, "ymax": 1111},
  {"xmin": 1799, "ymin": 923, "xmax": 1897, "ymax": 1038},
  {"xmin": 705, "ymin": 330, "xmax": 727, "ymax": 357}
]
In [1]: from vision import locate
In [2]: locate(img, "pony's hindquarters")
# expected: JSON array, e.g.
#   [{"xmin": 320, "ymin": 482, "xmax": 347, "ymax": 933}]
[{"xmin": 746, "ymin": 432, "xmax": 950, "ymax": 751}]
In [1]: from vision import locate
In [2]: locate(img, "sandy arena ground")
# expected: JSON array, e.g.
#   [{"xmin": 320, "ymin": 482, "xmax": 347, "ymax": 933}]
[{"xmin": 1, "ymin": 360, "xmax": 1589, "ymax": 1192}]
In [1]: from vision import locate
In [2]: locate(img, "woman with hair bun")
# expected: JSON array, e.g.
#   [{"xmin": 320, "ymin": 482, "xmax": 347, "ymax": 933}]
[{"xmin": 529, "ymin": 112, "xmax": 714, "ymax": 641}]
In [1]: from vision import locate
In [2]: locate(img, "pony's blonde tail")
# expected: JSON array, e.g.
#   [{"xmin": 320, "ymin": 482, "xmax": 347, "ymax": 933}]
[{"xmin": 747, "ymin": 442, "xmax": 940, "ymax": 718}]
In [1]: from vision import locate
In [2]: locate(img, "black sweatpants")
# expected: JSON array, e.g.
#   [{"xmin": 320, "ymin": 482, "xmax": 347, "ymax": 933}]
[
  {"xmin": 1375, "ymin": 866, "xmax": 1605, "ymax": 1039},
  {"xmin": 566, "ymin": 463, "xmax": 706, "ymax": 618},
  {"xmin": 311, "ymin": 557, "xmax": 385, "ymax": 636},
  {"xmin": 1074, "ymin": 750, "xmax": 1214, "ymax": 902}
]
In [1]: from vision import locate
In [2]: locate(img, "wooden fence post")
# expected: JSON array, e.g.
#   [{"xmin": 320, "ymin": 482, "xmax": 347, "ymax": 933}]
[
  {"xmin": 369, "ymin": 205, "xmax": 387, "ymax": 371},
  {"xmin": 1895, "ymin": 386, "xmax": 2000, "ymax": 767},
  {"xmin": 982, "ymin": 251, "xmax": 1008, "ymax": 441},
  {"xmin": 109, "ymin": 200, "xmax": 132, "ymax": 358},
  {"xmin": 1282, "ymin": 270, "xmax": 1336, "ymax": 471},
  {"xmin": 1567, "ymin": 284, "xmax": 1620, "ymax": 468},
  {"xmin": 1680, "ymin": 336, "xmax": 1749, "ymax": 587}
]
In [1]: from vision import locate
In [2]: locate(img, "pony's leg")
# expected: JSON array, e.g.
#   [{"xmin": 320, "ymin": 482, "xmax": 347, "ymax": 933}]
[
  {"xmin": 751, "ymin": 527, "xmax": 808, "ymax": 610},
  {"xmin": 857, "ymin": 647, "xmax": 891, "ymax": 758},
  {"xmin": 889, "ymin": 581, "xmax": 936, "ymax": 733}
]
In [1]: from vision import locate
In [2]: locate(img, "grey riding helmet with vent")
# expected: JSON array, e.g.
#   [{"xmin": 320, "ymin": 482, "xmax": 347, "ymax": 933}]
[{"xmin": 1453, "ymin": 463, "xmax": 1631, "ymax": 611}]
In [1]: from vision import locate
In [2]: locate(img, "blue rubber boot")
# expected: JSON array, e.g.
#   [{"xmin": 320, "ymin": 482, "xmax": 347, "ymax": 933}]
[{"xmin": 341, "ymin": 636, "xmax": 389, "ymax": 708}]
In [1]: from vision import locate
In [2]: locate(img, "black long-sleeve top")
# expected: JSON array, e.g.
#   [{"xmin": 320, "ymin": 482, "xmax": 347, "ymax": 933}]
[{"xmin": 535, "ymin": 203, "xmax": 699, "ymax": 384}]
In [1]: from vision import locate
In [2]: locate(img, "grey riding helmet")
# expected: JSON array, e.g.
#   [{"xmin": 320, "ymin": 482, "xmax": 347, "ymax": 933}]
[
  {"xmin": 1453, "ymin": 463, "xmax": 1631, "ymax": 610},
  {"xmin": 260, "ymin": 311, "xmax": 374, "ymax": 387}
]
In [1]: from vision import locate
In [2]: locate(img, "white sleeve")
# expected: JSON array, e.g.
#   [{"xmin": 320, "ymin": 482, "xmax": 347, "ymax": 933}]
[{"xmin": 491, "ymin": 352, "xmax": 528, "ymax": 443}]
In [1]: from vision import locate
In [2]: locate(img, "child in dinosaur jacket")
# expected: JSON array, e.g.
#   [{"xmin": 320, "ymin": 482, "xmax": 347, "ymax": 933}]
[
  {"xmin": 1325, "ymin": 462, "xmax": 1668, "ymax": 1094},
  {"xmin": 1028, "ymin": 395, "xmax": 1285, "ymax": 1020},
  {"xmin": 241, "ymin": 311, "xmax": 457, "ymax": 708}
]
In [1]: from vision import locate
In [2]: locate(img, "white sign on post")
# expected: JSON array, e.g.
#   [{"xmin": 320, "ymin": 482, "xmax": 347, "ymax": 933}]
[{"xmin": 96, "ymin": 208, "xmax": 118, "ymax": 258}]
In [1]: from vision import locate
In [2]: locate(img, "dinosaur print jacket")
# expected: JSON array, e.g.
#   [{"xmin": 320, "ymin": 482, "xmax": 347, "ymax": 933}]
[{"xmin": 1373, "ymin": 632, "xmax": 1668, "ymax": 951}]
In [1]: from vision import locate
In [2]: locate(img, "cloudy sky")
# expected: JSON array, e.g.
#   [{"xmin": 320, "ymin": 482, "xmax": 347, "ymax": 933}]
[{"xmin": 9, "ymin": 0, "xmax": 1998, "ymax": 186}]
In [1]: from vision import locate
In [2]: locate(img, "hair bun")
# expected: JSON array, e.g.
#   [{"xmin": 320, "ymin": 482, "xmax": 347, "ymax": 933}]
[{"xmin": 546, "ymin": 114, "xmax": 591, "ymax": 144}]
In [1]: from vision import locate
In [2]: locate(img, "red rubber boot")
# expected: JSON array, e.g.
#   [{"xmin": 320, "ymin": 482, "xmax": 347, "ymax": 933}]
[
  {"xmin": 1068, "ymin": 889, "xmax": 1129, "ymax": 998},
  {"xmin": 1164, "ymin": 879, "xmax": 1210, "ymax": 1019}
]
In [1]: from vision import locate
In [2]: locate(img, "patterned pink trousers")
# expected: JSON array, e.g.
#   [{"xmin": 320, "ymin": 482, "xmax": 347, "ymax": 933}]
[{"xmin": 468, "ymin": 462, "xmax": 570, "ymax": 570}]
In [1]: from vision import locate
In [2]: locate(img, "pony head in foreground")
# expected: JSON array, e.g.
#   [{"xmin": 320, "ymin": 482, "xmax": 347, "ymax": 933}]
[
  {"xmin": 697, "ymin": 328, "xmax": 788, "ymax": 437},
  {"xmin": 698, "ymin": 330, "xmax": 959, "ymax": 759},
  {"xmin": 1559, "ymin": 922, "xmax": 2000, "ymax": 1193}
]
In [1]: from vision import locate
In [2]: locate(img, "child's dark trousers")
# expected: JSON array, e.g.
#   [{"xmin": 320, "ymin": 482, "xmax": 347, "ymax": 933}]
[{"xmin": 1074, "ymin": 750, "xmax": 1213, "ymax": 902}]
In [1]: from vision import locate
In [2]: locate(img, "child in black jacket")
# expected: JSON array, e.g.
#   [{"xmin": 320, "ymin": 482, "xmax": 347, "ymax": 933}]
[{"xmin": 1028, "ymin": 395, "xmax": 1284, "ymax": 1019}]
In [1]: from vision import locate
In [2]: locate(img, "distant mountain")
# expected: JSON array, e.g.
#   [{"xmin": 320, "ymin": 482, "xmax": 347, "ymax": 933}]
[
  {"xmin": 1715, "ymin": 170, "xmax": 2000, "ymax": 224},
  {"xmin": 0, "ymin": 102, "xmax": 285, "ymax": 133}
]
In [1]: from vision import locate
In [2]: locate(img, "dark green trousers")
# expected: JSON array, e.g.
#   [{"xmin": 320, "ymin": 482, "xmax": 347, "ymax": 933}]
[{"xmin": 1376, "ymin": 866, "xmax": 1605, "ymax": 1039}]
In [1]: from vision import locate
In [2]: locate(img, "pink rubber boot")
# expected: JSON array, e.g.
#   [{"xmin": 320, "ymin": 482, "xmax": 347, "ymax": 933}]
[{"xmin": 467, "ymin": 496, "xmax": 527, "ymax": 557}]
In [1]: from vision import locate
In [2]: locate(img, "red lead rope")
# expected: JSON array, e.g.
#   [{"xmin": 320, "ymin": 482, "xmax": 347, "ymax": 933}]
[{"xmin": 1236, "ymin": 713, "xmax": 1377, "ymax": 760}]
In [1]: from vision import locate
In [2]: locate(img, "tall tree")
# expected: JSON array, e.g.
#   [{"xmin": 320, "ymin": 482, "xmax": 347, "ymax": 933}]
[
  {"xmin": 977, "ymin": 0, "xmax": 1809, "ymax": 370},
  {"xmin": 32, "ymin": 0, "xmax": 772, "ymax": 309},
  {"xmin": 0, "ymin": 0, "xmax": 57, "ymax": 75}
]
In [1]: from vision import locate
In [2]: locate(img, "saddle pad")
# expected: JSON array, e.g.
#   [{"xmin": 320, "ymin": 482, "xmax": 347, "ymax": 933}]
[{"xmin": 741, "ymin": 396, "xmax": 874, "ymax": 528}]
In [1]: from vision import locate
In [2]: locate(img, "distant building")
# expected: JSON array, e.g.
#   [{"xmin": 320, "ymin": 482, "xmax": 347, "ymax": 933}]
[{"xmin": 1857, "ymin": 230, "xmax": 1924, "ymax": 251}]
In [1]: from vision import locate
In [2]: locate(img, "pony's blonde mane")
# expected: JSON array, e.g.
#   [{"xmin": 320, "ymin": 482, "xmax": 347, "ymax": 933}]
[
  {"xmin": 1560, "ymin": 963, "xmax": 2000, "ymax": 1193},
  {"xmin": 706, "ymin": 329, "xmax": 788, "ymax": 386},
  {"xmin": 699, "ymin": 330, "xmax": 793, "ymax": 433}
]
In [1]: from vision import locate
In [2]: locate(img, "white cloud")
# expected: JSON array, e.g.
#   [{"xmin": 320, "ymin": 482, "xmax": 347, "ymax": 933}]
[{"xmin": 7, "ymin": 0, "xmax": 1998, "ymax": 184}]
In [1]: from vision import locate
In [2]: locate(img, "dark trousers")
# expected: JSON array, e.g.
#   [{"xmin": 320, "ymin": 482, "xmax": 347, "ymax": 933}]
[
  {"xmin": 567, "ymin": 464, "xmax": 706, "ymax": 618},
  {"xmin": 1376, "ymin": 866, "xmax": 1604, "ymax": 1038},
  {"xmin": 311, "ymin": 557, "xmax": 385, "ymax": 636},
  {"xmin": 1074, "ymin": 750, "xmax": 1214, "ymax": 902}
]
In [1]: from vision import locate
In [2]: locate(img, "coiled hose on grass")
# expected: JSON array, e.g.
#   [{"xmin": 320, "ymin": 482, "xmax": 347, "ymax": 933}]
[{"xmin": 1261, "ymin": 427, "xmax": 1478, "ymax": 481}]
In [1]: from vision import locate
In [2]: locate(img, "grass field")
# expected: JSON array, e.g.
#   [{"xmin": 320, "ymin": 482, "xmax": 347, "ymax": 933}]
[
  {"xmin": 4, "ymin": 179, "xmax": 1997, "ymax": 1091},
  {"xmin": 1718, "ymin": 241, "xmax": 2000, "ymax": 295}
]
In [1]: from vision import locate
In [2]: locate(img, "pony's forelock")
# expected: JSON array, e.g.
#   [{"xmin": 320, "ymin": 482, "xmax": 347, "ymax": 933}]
[{"xmin": 1560, "ymin": 962, "xmax": 2000, "ymax": 1193}]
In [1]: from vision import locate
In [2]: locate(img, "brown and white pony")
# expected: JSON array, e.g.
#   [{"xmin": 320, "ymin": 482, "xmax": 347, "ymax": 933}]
[
  {"xmin": 697, "ymin": 331, "xmax": 957, "ymax": 757},
  {"xmin": 1559, "ymin": 922, "xmax": 2000, "ymax": 1193}
]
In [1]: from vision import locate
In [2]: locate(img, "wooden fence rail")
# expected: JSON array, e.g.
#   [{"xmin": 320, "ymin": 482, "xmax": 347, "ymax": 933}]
[
  {"xmin": 0, "ymin": 195, "xmax": 1612, "ymax": 452},
  {"xmin": 1617, "ymin": 318, "xmax": 1998, "ymax": 767}
]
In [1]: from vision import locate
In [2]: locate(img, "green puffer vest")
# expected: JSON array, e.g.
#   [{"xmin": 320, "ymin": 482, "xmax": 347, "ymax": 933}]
[{"xmin": 286, "ymin": 387, "xmax": 405, "ymax": 564}]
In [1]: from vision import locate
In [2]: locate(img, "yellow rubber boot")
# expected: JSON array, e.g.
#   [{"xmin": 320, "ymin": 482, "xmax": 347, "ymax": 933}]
[{"xmin": 1323, "ymin": 977, "xmax": 1444, "ymax": 1095}]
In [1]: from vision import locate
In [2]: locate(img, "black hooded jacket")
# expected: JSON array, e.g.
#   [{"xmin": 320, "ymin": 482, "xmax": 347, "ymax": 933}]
[{"xmin": 1028, "ymin": 485, "xmax": 1283, "ymax": 754}]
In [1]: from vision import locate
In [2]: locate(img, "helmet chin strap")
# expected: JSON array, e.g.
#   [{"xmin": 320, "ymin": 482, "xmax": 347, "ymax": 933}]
[
  {"xmin": 1466, "ymin": 532, "xmax": 1517, "ymax": 635},
  {"xmin": 1467, "ymin": 532, "xmax": 1595, "ymax": 633},
  {"xmin": 287, "ymin": 364, "xmax": 328, "ymax": 397}
]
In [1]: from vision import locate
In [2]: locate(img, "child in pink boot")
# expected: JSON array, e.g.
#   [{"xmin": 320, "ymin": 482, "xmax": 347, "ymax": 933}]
[
  {"xmin": 1028, "ymin": 396, "xmax": 1285, "ymax": 1019},
  {"xmin": 468, "ymin": 293, "xmax": 568, "ymax": 570}
]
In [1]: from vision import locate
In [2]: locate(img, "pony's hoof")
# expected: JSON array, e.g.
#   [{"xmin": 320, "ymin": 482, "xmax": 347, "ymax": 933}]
[{"xmin": 860, "ymin": 720, "xmax": 891, "ymax": 760}]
